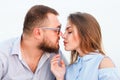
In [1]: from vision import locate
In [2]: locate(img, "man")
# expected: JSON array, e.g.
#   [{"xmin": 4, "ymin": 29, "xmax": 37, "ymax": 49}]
[{"xmin": 0, "ymin": 5, "xmax": 61, "ymax": 80}]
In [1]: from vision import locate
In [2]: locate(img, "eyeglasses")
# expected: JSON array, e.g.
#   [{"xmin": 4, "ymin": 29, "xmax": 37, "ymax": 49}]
[{"xmin": 40, "ymin": 27, "xmax": 61, "ymax": 34}]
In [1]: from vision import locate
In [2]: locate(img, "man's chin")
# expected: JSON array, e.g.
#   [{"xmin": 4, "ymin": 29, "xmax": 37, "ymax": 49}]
[
  {"xmin": 39, "ymin": 41, "xmax": 59, "ymax": 53},
  {"xmin": 46, "ymin": 49, "xmax": 59, "ymax": 53},
  {"xmin": 41, "ymin": 46, "xmax": 59, "ymax": 53}
]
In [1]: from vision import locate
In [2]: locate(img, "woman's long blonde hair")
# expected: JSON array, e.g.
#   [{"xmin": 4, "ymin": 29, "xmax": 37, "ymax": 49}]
[{"xmin": 68, "ymin": 12, "xmax": 105, "ymax": 64}]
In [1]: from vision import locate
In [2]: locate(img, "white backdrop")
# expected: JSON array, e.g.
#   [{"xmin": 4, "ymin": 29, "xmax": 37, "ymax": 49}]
[{"xmin": 0, "ymin": 0, "xmax": 120, "ymax": 68}]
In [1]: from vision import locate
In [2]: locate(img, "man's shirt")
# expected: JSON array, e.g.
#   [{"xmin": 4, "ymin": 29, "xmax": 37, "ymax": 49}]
[{"xmin": 0, "ymin": 37, "xmax": 55, "ymax": 80}]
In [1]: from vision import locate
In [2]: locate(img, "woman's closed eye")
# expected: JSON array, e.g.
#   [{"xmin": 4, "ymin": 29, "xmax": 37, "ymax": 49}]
[
  {"xmin": 67, "ymin": 29, "xmax": 73, "ymax": 34},
  {"xmin": 68, "ymin": 31, "xmax": 72, "ymax": 34}
]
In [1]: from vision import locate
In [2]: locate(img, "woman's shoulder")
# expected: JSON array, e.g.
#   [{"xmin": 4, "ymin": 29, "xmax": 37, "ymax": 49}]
[
  {"xmin": 99, "ymin": 56, "xmax": 115, "ymax": 69},
  {"xmin": 98, "ymin": 57, "xmax": 120, "ymax": 80},
  {"xmin": 91, "ymin": 52, "xmax": 115, "ymax": 69}
]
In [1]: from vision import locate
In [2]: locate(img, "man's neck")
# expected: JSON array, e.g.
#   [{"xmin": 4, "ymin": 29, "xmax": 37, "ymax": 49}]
[
  {"xmin": 21, "ymin": 35, "xmax": 43, "ymax": 58},
  {"xmin": 20, "ymin": 35, "xmax": 44, "ymax": 73}
]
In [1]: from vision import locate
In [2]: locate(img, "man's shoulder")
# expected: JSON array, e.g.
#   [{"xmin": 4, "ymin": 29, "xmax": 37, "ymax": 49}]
[
  {"xmin": 0, "ymin": 37, "xmax": 19, "ymax": 47},
  {"xmin": 0, "ymin": 37, "xmax": 20, "ymax": 54}
]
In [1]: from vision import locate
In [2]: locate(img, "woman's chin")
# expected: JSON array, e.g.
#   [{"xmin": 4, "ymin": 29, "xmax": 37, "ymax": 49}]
[{"xmin": 64, "ymin": 47, "xmax": 72, "ymax": 51}]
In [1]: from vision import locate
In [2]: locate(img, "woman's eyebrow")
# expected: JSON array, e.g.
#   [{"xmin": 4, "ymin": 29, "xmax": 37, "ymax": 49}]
[{"xmin": 66, "ymin": 26, "xmax": 72, "ymax": 30}]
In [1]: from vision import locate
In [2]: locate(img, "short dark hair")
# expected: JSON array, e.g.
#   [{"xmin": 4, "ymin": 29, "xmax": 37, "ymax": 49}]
[{"xmin": 23, "ymin": 5, "xmax": 58, "ymax": 34}]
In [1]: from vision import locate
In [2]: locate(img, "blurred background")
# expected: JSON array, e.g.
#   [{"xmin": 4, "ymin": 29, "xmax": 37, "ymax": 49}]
[{"xmin": 0, "ymin": 0, "xmax": 120, "ymax": 69}]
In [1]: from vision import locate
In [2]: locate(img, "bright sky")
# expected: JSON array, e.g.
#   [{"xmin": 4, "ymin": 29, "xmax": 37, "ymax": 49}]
[{"xmin": 0, "ymin": 0, "xmax": 120, "ymax": 68}]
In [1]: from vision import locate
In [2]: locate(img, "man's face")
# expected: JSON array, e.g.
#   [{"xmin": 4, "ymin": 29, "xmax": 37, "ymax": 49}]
[
  {"xmin": 39, "ymin": 35, "xmax": 59, "ymax": 53},
  {"xmin": 38, "ymin": 13, "xmax": 61, "ymax": 53}
]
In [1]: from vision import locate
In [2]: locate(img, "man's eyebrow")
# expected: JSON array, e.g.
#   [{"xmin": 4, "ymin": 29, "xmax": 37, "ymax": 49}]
[{"xmin": 57, "ymin": 24, "xmax": 61, "ymax": 28}]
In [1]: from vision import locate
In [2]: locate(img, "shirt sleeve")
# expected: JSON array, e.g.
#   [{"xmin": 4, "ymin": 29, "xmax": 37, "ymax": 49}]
[
  {"xmin": 0, "ymin": 56, "xmax": 7, "ymax": 80},
  {"xmin": 98, "ymin": 68, "xmax": 120, "ymax": 80},
  {"xmin": 0, "ymin": 60, "xmax": 3, "ymax": 79}
]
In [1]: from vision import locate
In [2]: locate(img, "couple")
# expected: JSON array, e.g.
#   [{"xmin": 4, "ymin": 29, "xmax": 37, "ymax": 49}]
[{"xmin": 0, "ymin": 5, "xmax": 120, "ymax": 80}]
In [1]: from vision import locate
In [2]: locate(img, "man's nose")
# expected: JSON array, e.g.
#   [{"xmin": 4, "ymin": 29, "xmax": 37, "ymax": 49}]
[{"xmin": 59, "ymin": 31, "xmax": 63, "ymax": 37}]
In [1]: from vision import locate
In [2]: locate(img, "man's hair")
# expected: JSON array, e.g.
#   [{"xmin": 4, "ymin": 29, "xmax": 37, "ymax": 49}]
[{"xmin": 23, "ymin": 5, "xmax": 58, "ymax": 35}]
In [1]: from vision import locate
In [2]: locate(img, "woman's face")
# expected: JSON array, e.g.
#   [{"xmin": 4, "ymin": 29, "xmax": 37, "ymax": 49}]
[{"xmin": 62, "ymin": 21, "xmax": 81, "ymax": 51}]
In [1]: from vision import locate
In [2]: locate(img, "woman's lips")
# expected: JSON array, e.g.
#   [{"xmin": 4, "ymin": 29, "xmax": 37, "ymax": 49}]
[{"xmin": 63, "ymin": 41, "xmax": 67, "ymax": 46}]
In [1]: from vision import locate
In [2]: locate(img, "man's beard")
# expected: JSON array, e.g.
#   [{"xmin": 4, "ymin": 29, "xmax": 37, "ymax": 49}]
[{"xmin": 38, "ymin": 38, "xmax": 59, "ymax": 53}]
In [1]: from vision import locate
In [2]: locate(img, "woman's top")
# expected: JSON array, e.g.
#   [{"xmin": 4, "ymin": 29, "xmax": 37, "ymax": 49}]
[{"xmin": 65, "ymin": 52, "xmax": 120, "ymax": 80}]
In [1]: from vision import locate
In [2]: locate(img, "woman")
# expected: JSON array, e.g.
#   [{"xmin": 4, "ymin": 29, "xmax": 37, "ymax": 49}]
[{"xmin": 51, "ymin": 12, "xmax": 120, "ymax": 80}]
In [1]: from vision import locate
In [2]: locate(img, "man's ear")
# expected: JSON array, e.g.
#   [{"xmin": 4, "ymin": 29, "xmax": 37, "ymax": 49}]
[{"xmin": 33, "ymin": 27, "xmax": 42, "ymax": 39}]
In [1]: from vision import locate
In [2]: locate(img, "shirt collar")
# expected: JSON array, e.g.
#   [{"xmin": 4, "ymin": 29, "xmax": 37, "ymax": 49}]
[
  {"xmin": 10, "ymin": 36, "xmax": 22, "ymax": 60},
  {"xmin": 10, "ymin": 36, "xmax": 55, "ymax": 60},
  {"xmin": 11, "ymin": 37, "xmax": 54, "ymax": 59},
  {"xmin": 44, "ymin": 52, "xmax": 51, "ymax": 58},
  {"xmin": 75, "ymin": 52, "xmax": 101, "ymax": 63}
]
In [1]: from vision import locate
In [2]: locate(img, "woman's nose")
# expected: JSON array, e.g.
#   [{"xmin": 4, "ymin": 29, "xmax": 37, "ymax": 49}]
[
  {"xmin": 61, "ymin": 32, "xmax": 66, "ymax": 39},
  {"xmin": 59, "ymin": 31, "xmax": 66, "ymax": 39}
]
